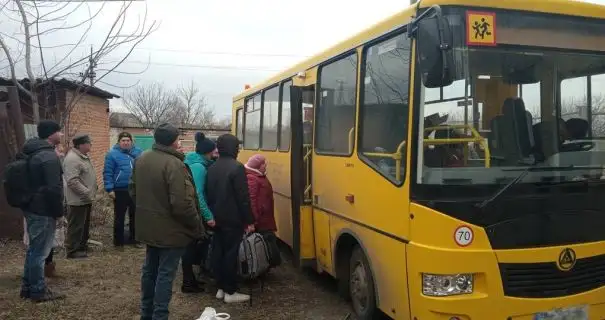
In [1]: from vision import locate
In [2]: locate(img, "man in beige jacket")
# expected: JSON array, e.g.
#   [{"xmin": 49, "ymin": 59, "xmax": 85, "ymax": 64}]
[{"xmin": 64, "ymin": 133, "xmax": 97, "ymax": 259}]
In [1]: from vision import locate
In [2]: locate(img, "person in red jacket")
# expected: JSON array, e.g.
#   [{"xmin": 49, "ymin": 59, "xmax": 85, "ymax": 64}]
[
  {"xmin": 244, "ymin": 154, "xmax": 276, "ymax": 232},
  {"xmin": 244, "ymin": 154, "xmax": 281, "ymax": 267}
]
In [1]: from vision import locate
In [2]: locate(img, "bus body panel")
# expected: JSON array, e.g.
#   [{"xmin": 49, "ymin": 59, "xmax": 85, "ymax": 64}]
[
  {"xmin": 330, "ymin": 216, "xmax": 411, "ymax": 319},
  {"xmin": 312, "ymin": 208, "xmax": 334, "ymax": 273}
]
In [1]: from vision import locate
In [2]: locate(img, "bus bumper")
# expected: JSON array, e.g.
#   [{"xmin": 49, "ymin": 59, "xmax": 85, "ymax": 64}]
[{"xmin": 406, "ymin": 243, "xmax": 605, "ymax": 320}]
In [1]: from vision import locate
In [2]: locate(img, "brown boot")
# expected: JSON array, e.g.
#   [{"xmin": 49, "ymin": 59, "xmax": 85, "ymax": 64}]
[{"xmin": 44, "ymin": 262, "xmax": 56, "ymax": 278}]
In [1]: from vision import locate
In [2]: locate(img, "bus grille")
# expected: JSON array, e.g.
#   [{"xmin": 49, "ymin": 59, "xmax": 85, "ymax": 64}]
[{"xmin": 499, "ymin": 253, "xmax": 605, "ymax": 298}]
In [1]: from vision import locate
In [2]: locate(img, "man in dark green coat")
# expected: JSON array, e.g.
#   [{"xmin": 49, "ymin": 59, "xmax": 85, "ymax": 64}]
[{"xmin": 129, "ymin": 123, "xmax": 204, "ymax": 320}]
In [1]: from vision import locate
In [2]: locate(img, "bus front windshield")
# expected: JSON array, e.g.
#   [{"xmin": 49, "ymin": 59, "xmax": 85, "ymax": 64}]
[
  {"xmin": 418, "ymin": 47, "xmax": 605, "ymax": 186},
  {"xmin": 417, "ymin": 12, "xmax": 605, "ymax": 188}
]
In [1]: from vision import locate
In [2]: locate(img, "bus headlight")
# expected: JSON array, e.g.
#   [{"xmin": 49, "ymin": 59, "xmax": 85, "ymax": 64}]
[{"xmin": 422, "ymin": 273, "xmax": 474, "ymax": 296}]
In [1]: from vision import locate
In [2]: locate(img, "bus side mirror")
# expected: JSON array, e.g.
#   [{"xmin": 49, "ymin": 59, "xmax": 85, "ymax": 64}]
[{"xmin": 416, "ymin": 15, "xmax": 455, "ymax": 88}]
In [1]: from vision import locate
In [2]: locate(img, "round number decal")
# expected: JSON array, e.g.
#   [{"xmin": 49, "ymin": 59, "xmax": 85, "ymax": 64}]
[{"xmin": 454, "ymin": 226, "xmax": 474, "ymax": 247}]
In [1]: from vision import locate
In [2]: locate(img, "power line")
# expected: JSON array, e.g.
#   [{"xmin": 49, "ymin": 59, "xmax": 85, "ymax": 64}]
[
  {"xmin": 134, "ymin": 47, "xmax": 310, "ymax": 58},
  {"xmin": 122, "ymin": 60, "xmax": 282, "ymax": 72}
]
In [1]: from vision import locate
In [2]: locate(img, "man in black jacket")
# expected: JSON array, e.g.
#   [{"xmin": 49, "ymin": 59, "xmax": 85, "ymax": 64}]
[
  {"xmin": 205, "ymin": 134, "xmax": 255, "ymax": 303},
  {"xmin": 20, "ymin": 120, "xmax": 66, "ymax": 302}
]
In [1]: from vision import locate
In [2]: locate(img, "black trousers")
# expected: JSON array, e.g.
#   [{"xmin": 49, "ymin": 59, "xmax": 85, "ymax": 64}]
[
  {"xmin": 181, "ymin": 240, "xmax": 199, "ymax": 285},
  {"xmin": 212, "ymin": 228, "xmax": 242, "ymax": 295},
  {"xmin": 66, "ymin": 204, "xmax": 92, "ymax": 255},
  {"xmin": 113, "ymin": 190, "xmax": 136, "ymax": 246}
]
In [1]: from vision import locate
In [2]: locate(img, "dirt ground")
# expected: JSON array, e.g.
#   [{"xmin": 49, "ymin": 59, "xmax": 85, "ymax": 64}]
[{"xmin": 0, "ymin": 208, "xmax": 355, "ymax": 320}]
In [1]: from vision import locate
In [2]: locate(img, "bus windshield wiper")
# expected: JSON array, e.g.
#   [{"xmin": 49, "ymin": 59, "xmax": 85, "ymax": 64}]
[{"xmin": 476, "ymin": 165, "xmax": 603, "ymax": 210}]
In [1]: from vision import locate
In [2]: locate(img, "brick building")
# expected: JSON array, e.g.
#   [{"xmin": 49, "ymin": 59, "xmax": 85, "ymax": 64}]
[{"xmin": 0, "ymin": 78, "xmax": 118, "ymax": 239}]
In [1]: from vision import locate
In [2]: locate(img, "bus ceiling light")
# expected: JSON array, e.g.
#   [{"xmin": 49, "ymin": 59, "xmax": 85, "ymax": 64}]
[
  {"xmin": 477, "ymin": 75, "xmax": 491, "ymax": 80},
  {"xmin": 422, "ymin": 273, "xmax": 474, "ymax": 296}
]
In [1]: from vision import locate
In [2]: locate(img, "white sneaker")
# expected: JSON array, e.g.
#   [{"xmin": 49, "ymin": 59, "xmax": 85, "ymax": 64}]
[
  {"xmin": 215, "ymin": 289, "xmax": 224, "ymax": 300},
  {"xmin": 223, "ymin": 292, "xmax": 250, "ymax": 303}
]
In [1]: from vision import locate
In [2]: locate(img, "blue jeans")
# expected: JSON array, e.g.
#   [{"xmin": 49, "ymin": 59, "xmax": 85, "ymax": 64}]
[
  {"xmin": 140, "ymin": 246, "xmax": 186, "ymax": 320},
  {"xmin": 22, "ymin": 213, "xmax": 56, "ymax": 298}
]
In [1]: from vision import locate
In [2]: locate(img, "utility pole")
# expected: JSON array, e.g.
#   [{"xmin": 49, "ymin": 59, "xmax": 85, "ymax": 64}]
[{"xmin": 79, "ymin": 45, "xmax": 97, "ymax": 86}]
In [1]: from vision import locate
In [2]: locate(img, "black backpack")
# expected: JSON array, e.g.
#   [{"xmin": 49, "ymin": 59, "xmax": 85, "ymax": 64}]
[{"xmin": 2, "ymin": 152, "xmax": 34, "ymax": 208}]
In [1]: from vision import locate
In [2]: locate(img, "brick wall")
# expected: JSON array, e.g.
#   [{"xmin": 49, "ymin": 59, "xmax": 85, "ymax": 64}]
[{"xmin": 65, "ymin": 91, "xmax": 110, "ymax": 186}]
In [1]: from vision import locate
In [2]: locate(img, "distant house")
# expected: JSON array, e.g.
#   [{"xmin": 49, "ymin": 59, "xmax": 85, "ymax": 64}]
[
  {"xmin": 0, "ymin": 78, "xmax": 119, "ymax": 239},
  {"xmin": 109, "ymin": 112, "xmax": 230, "ymax": 152}
]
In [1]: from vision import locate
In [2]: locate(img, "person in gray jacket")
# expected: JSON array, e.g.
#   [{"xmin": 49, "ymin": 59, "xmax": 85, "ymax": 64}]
[{"xmin": 63, "ymin": 133, "xmax": 97, "ymax": 259}]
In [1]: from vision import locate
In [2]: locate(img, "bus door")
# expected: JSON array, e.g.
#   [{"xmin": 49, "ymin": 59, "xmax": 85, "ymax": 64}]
[{"xmin": 290, "ymin": 83, "xmax": 317, "ymax": 268}]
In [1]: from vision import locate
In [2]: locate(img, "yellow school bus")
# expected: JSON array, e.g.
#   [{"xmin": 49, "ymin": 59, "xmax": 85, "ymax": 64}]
[{"xmin": 232, "ymin": 0, "xmax": 605, "ymax": 318}]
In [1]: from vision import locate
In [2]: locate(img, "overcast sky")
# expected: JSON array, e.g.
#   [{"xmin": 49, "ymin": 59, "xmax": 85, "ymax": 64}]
[{"xmin": 1, "ymin": 0, "xmax": 604, "ymax": 121}]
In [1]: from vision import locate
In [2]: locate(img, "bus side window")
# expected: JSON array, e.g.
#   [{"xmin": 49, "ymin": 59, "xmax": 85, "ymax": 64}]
[
  {"xmin": 316, "ymin": 53, "xmax": 358, "ymax": 155},
  {"xmin": 359, "ymin": 31, "xmax": 411, "ymax": 183}
]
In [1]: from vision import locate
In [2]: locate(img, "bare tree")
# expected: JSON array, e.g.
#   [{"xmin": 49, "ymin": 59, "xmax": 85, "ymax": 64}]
[
  {"xmin": 173, "ymin": 80, "xmax": 215, "ymax": 128},
  {"xmin": 122, "ymin": 82, "xmax": 180, "ymax": 127},
  {"xmin": 0, "ymin": 0, "xmax": 158, "ymax": 128}
]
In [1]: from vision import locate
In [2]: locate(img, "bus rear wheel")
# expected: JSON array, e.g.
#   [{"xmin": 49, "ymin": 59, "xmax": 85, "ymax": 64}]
[{"xmin": 349, "ymin": 246, "xmax": 377, "ymax": 320}]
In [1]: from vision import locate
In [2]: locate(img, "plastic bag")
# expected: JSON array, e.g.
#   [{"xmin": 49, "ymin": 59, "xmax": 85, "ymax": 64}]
[
  {"xmin": 23, "ymin": 217, "xmax": 66, "ymax": 248},
  {"xmin": 196, "ymin": 307, "xmax": 230, "ymax": 320}
]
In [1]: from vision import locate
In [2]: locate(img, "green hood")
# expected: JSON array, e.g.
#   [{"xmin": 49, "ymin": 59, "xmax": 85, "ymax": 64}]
[{"xmin": 184, "ymin": 152, "xmax": 212, "ymax": 167}]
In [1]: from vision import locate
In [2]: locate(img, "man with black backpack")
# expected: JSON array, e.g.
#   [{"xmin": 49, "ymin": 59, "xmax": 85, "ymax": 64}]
[{"xmin": 4, "ymin": 120, "xmax": 66, "ymax": 302}]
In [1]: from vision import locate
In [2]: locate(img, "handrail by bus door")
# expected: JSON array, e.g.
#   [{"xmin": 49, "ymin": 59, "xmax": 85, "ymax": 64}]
[{"xmin": 303, "ymin": 143, "xmax": 313, "ymax": 203}]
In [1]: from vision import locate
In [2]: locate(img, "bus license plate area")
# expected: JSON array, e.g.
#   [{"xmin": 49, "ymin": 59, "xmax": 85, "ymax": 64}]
[{"xmin": 533, "ymin": 306, "xmax": 588, "ymax": 320}]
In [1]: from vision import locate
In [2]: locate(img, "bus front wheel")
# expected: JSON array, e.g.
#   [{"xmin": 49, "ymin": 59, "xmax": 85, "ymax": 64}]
[{"xmin": 349, "ymin": 246, "xmax": 377, "ymax": 320}]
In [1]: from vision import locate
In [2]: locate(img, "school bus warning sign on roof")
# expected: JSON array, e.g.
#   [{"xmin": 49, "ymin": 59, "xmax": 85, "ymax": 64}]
[{"xmin": 466, "ymin": 11, "xmax": 496, "ymax": 46}]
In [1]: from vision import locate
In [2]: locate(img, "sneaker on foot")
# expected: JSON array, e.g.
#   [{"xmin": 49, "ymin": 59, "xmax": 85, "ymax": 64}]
[
  {"xmin": 31, "ymin": 288, "xmax": 66, "ymax": 303},
  {"xmin": 215, "ymin": 289, "xmax": 224, "ymax": 300},
  {"xmin": 224, "ymin": 292, "xmax": 250, "ymax": 303}
]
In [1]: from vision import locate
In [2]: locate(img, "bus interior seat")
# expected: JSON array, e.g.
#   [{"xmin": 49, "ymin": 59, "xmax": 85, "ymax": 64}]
[
  {"xmin": 488, "ymin": 98, "xmax": 535, "ymax": 165},
  {"xmin": 566, "ymin": 118, "xmax": 589, "ymax": 140}
]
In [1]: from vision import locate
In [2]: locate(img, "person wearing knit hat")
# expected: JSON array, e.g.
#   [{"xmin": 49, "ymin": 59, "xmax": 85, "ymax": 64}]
[
  {"xmin": 244, "ymin": 154, "xmax": 279, "ymax": 267},
  {"xmin": 103, "ymin": 129, "xmax": 143, "ymax": 249},
  {"xmin": 17, "ymin": 119, "xmax": 66, "ymax": 302},
  {"xmin": 131, "ymin": 123, "xmax": 204, "ymax": 319},
  {"xmin": 205, "ymin": 133, "xmax": 255, "ymax": 303},
  {"xmin": 181, "ymin": 131, "xmax": 217, "ymax": 293}
]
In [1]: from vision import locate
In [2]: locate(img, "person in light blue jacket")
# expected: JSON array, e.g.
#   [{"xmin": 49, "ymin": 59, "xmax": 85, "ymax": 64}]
[
  {"xmin": 103, "ymin": 132, "xmax": 143, "ymax": 248},
  {"xmin": 181, "ymin": 131, "xmax": 217, "ymax": 293}
]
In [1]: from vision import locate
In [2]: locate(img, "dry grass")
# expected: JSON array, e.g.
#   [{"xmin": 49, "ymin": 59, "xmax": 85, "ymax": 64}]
[{"xmin": 0, "ymin": 197, "xmax": 354, "ymax": 320}]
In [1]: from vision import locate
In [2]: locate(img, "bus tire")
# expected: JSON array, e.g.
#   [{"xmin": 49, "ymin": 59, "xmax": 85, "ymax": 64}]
[{"xmin": 349, "ymin": 246, "xmax": 377, "ymax": 320}]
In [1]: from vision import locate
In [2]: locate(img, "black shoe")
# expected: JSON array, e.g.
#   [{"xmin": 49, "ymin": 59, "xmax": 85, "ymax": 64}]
[
  {"xmin": 181, "ymin": 282, "xmax": 204, "ymax": 294},
  {"xmin": 66, "ymin": 251, "xmax": 88, "ymax": 259},
  {"xmin": 31, "ymin": 288, "xmax": 66, "ymax": 303}
]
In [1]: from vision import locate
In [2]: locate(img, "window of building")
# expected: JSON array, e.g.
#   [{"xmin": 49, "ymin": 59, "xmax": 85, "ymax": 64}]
[
  {"xmin": 279, "ymin": 81, "xmax": 292, "ymax": 151},
  {"xmin": 261, "ymin": 86, "xmax": 279, "ymax": 150},
  {"xmin": 315, "ymin": 53, "xmax": 358, "ymax": 155},
  {"xmin": 359, "ymin": 32, "xmax": 411, "ymax": 183},
  {"xmin": 244, "ymin": 93, "xmax": 261, "ymax": 149}
]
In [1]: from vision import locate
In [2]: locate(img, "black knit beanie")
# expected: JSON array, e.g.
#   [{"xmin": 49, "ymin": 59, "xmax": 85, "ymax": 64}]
[
  {"xmin": 154, "ymin": 123, "xmax": 180, "ymax": 146},
  {"xmin": 37, "ymin": 120, "xmax": 61, "ymax": 139},
  {"xmin": 195, "ymin": 132, "xmax": 216, "ymax": 155}
]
